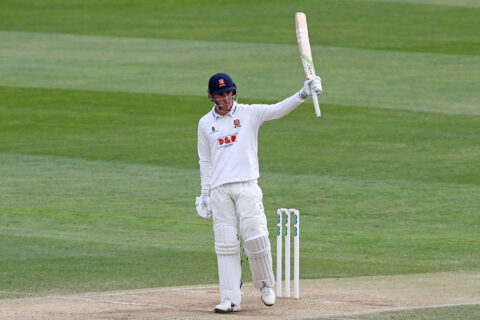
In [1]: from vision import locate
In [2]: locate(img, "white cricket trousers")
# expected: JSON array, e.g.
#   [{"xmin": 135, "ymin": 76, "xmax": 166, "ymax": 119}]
[
  {"xmin": 211, "ymin": 181, "xmax": 275, "ymax": 304},
  {"xmin": 211, "ymin": 181, "xmax": 268, "ymax": 241}
]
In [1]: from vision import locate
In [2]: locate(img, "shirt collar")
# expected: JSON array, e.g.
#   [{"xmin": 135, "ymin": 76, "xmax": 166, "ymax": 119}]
[{"xmin": 211, "ymin": 101, "xmax": 238, "ymax": 119}]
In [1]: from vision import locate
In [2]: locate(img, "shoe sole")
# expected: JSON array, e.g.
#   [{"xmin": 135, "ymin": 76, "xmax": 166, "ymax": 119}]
[
  {"xmin": 214, "ymin": 308, "xmax": 231, "ymax": 314},
  {"xmin": 261, "ymin": 298, "xmax": 274, "ymax": 307},
  {"xmin": 214, "ymin": 306, "xmax": 241, "ymax": 313}
]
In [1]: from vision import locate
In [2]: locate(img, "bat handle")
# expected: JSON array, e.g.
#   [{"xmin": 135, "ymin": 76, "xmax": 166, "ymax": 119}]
[{"xmin": 312, "ymin": 93, "xmax": 321, "ymax": 118}]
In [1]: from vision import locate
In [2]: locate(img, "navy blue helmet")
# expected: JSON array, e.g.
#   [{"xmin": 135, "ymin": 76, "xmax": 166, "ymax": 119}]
[{"xmin": 208, "ymin": 73, "xmax": 237, "ymax": 95}]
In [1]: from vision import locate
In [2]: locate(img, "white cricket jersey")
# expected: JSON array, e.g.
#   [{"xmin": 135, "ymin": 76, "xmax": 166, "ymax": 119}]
[{"xmin": 198, "ymin": 92, "xmax": 304, "ymax": 189}]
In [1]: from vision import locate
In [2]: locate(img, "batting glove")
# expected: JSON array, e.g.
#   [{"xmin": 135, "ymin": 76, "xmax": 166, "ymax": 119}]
[
  {"xmin": 299, "ymin": 76, "xmax": 322, "ymax": 99},
  {"xmin": 195, "ymin": 188, "xmax": 211, "ymax": 219}
]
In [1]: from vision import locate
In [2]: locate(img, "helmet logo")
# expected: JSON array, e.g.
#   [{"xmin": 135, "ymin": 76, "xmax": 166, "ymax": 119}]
[{"xmin": 218, "ymin": 79, "xmax": 226, "ymax": 87}]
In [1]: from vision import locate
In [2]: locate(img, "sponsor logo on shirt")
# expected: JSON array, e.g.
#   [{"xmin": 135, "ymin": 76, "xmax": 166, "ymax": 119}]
[
  {"xmin": 218, "ymin": 134, "xmax": 237, "ymax": 148},
  {"xmin": 233, "ymin": 119, "xmax": 241, "ymax": 128}
]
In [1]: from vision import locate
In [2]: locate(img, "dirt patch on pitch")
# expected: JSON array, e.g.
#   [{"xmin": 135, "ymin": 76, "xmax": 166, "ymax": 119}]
[{"xmin": 1, "ymin": 272, "xmax": 479, "ymax": 320}]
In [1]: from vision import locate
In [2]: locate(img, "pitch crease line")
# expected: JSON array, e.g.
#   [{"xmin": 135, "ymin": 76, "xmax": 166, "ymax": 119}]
[
  {"xmin": 50, "ymin": 295, "xmax": 209, "ymax": 312},
  {"xmin": 82, "ymin": 285, "xmax": 221, "ymax": 297}
]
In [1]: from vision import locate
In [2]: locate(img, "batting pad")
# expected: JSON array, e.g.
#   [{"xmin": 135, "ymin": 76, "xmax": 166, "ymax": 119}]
[
  {"xmin": 243, "ymin": 234, "xmax": 275, "ymax": 289},
  {"xmin": 214, "ymin": 225, "xmax": 242, "ymax": 305}
]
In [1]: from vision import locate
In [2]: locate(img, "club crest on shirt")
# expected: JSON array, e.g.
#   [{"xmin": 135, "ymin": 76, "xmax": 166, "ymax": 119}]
[{"xmin": 233, "ymin": 119, "xmax": 241, "ymax": 128}]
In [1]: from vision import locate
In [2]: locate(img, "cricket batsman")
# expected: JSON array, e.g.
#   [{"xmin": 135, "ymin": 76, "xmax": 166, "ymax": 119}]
[{"xmin": 196, "ymin": 73, "xmax": 322, "ymax": 313}]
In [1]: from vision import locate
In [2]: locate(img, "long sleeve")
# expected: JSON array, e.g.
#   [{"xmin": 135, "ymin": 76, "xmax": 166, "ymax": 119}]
[
  {"xmin": 197, "ymin": 120, "xmax": 212, "ymax": 190},
  {"xmin": 254, "ymin": 92, "xmax": 305, "ymax": 124}
]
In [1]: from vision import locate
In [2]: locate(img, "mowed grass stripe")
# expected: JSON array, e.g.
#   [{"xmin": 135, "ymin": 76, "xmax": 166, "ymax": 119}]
[
  {"xmin": 1, "ymin": 31, "xmax": 479, "ymax": 115},
  {"xmin": 0, "ymin": 0, "xmax": 478, "ymax": 55},
  {"xmin": 1, "ymin": 86, "xmax": 479, "ymax": 185},
  {"xmin": 359, "ymin": 0, "xmax": 480, "ymax": 8},
  {"xmin": 1, "ymin": 154, "xmax": 478, "ymax": 278},
  {"xmin": 0, "ymin": 153, "xmax": 211, "ymax": 251}
]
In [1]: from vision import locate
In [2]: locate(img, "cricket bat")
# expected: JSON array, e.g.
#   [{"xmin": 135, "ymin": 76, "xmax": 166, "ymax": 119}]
[{"xmin": 295, "ymin": 12, "xmax": 321, "ymax": 118}]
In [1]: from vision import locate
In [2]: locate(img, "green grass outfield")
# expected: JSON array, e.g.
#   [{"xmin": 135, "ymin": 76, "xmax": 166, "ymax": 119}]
[
  {"xmin": 324, "ymin": 304, "xmax": 480, "ymax": 320},
  {"xmin": 0, "ymin": 0, "xmax": 479, "ymax": 318}
]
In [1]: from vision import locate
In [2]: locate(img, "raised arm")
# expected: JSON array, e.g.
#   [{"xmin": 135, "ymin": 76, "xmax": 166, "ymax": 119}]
[{"xmin": 255, "ymin": 77, "xmax": 322, "ymax": 123}]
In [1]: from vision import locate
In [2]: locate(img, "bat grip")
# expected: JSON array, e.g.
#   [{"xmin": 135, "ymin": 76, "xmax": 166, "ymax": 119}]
[{"xmin": 312, "ymin": 93, "xmax": 321, "ymax": 118}]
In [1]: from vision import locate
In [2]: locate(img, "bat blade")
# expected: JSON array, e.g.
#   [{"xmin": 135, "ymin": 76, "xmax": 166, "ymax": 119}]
[{"xmin": 295, "ymin": 12, "xmax": 321, "ymax": 118}]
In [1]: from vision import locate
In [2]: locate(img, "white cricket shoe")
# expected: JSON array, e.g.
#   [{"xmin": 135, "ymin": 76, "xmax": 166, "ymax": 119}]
[
  {"xmin": 260, "ymin": 286, "xmax": 275, "ymax": 306},
  {"xmin": 214, "ymin": 298, "xmax": 241, "ymax": 313}
]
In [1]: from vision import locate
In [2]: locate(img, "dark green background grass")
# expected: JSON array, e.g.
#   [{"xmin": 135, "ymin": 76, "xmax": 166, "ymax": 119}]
[
  {"xmin": 1, "ymin": 0, "xmax": 478, "ymax": 55},
  {"xmin": 0, "ymin": 0, "xmax": 479, "ymax": 318}
]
